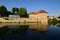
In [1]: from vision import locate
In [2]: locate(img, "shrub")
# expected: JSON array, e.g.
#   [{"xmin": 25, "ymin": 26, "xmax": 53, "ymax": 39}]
[{"xmin": 48, "ymin": 18, "xmax": 58, "ymax": 25}]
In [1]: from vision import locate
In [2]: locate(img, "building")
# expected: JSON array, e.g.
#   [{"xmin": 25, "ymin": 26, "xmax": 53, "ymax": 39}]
[
  {"xmin": 29, "ymin": 10, "xmax": 48, "ymax": 23},
  {"xmin": 56, "ymin": 16, "xmax": 60, "ymax": 20},
  {"xmin": 49, "ymin": 16, "xmax": 60, "ymax": 20}
]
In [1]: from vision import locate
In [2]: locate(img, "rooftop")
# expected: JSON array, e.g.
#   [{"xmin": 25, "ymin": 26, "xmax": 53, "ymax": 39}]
[
  {"xmin": 29, "ymin": 10, "xmax": 47, "ymax": 15},
  {"xmin": 38, "ymin": 10, "xmax": 47, "ymax": 13}
]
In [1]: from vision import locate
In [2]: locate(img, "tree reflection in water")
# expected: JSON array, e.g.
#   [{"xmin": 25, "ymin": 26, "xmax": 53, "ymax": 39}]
[
  {"xmin": 0, "ymin": 26, "xmax": 9, "ymax": 40},
  {"xmin": 0, "ymin": 23, "xmax": 60, "ymax": 40},
  {"xmin": 0, "ymin": 23, "xmax": 49, "ymax": 40},
  {"xmin": 0, "ymin": 25, "xmax": 29, "ymax": 40}
]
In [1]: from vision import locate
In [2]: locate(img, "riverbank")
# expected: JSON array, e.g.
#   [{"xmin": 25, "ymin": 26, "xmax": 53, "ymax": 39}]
[{"xmin": 0, "ymin": 18, "xmax": 48, "ymax": 23}]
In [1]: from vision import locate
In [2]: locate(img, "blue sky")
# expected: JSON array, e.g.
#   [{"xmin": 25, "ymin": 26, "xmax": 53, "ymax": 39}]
[{"xmin": 0, "ymin": 0, "xmax": 60, "ymax": 16}]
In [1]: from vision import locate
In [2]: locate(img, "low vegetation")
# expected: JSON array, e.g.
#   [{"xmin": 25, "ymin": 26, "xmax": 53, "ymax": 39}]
[{"xmin": 48, "ymin": 18, "xmax": 60, "ymax": 25}]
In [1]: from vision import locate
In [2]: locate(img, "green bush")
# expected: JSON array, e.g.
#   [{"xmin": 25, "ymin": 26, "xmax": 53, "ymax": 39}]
[
  {"xmin": 57, "ymin": 20, "xmax": 60, "ymax": 23},
  {"xmin": 48, "ymin": 18, "xmax": 58, "ymax": 25}
]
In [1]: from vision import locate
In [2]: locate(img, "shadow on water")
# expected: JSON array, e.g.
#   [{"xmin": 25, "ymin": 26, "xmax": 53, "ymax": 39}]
[
  {"xmin": 0, "ymin": 26, "xmax": 9, "ymax": 40},
  {"xmin": 0, "ymin": 24, "xmax": 29, "ymax": 40},
  {"xmin": 0, "ymin": 23, "xmax": 60, "ymax": 40}
]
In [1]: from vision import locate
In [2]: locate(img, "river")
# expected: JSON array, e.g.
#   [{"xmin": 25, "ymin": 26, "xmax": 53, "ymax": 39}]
[{"xmin": 0, "ymin": 23, "xmax": 60, "ymax": 40}]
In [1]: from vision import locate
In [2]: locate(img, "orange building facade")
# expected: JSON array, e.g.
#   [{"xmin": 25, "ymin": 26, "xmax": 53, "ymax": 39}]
[{"xmin": 29, "ymin": 10, "xmax": 48, "ymax": 23}]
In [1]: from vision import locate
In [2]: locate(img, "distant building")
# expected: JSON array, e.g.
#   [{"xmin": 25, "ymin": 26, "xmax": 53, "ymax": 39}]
[
  {"xmin": 49, "ymin": 16, "xmax": 55, "ymax": 19},
  {"xmin": 56, "ymin": 16, "xmax": 60, "ymax": 20},
  {"xmin": 49, "ymin": 16, "xmax": 60, "ymax": 20},
  {"xmin": 29, "ymin": 10, "xmax": 48, "ymax": 23},
  {"xmin": 8, "ymin": 15, "xmax": 20, "ymax": 18}
]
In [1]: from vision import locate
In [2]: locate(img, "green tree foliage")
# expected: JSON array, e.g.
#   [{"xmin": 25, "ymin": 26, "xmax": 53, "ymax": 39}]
[
  {"xmin": 0, "ymin": 6, "xmax": 28, "ymax": 17},
  {"xmin": 7, "ymin": 11, "xmax": 13, "ymax": 15},
  {"xmin": 0, "ymin": 6, "xmax": 8, "ymax": 17},
  {"xmin": 18, "ymin": 7, "xmax": 28, "ymax": 17},
  {"xmin": 12, "ymin": 7, "xmax": 19, "ymax": 15},
  {"xmin": 12, "ymin": 7, "xmax": 16, "ymax": 14},
  {"xmin": 48, "ymin": 18, "xmax": 58, "ymax": 25},
  {"xmin": 15, "ymin": 8, "xmax": 19, "ymax": 14},
  {"xmin": 57, "ymin": 20, "xmax": 60, "ymax": 23}
]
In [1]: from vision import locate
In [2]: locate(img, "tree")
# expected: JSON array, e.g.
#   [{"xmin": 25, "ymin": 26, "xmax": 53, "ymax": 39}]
[
  {"xmin": 7, "ymin": 11, "xmax": 13, "ymax": 15},
  {"xmin": 48, "ymin": 18, "xmax": 58, "ymax": 25},
  {"xmin": 12, "ymin": 7, "xmax": 16, "ymax": 15},
  {"xmin": 0, "ymin": 6, "xmax": 8, "ymax": 17},
  {"xmin": 15, "ymin": 8, "xmax": 19, "ymax": 14},
  {"xmin": 18, "ymin": 7, "xmax": 28, "ymax": 17},
  {"xmin": 12, "ymin": 7, "xmax": 19, "ymax": 15}
]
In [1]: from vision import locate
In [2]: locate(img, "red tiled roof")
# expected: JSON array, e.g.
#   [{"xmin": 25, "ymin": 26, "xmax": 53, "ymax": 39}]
[
  {"xmin": 29, "ymin": 10, "xmax": 47, "ymax": 15},
  {"xmin": 38, "ymin": 10, "xmax": 47, "ymax": 13},
  {"xmin": 29, "ymin": 12, "xmax": 37, "ymax": 15}
]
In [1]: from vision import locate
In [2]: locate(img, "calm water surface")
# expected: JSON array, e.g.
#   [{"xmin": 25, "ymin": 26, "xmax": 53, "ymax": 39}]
[{"xmin": 0, "ymin": 23, "xmax": 60, "ymax": 40}]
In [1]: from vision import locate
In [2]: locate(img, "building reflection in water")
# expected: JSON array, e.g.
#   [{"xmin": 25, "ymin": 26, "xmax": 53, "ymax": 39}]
[
  {"xmin": 29, "ymin": 23, "xmax": 49, "ymax": 33},
  {"xmin": 0, "ymin": 23, "xmax": 49, "ymax": 40},
  {"xmin": 0, "ymin": 23, "xmax": 49, "ymax": 33},
  {"xmin": 0, "ymin": 23, "xmax": 60, "ymax": 40}
]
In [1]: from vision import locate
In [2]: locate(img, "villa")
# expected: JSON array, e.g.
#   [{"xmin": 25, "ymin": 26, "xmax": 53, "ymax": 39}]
[{"xmin": 29, "ymin": 10, "xmax": 48, "ymax": 23}]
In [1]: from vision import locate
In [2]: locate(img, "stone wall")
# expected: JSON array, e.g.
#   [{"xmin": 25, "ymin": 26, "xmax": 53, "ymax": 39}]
[
  {"xmin": 0, "ymin": 18, "xmax": 39, "ymax": 23},
  {"xmin": 29, "ymin": 13, "xmax": 48, "ymax": 23}
]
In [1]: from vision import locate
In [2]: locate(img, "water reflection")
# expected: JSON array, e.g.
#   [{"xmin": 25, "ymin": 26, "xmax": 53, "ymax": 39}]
[
  {"xmin": 29, "ymin": 23, "xmax": 49, "ymax": 33},
  {"xmin": 0, "ymin": 24, "xmax": 29, "ymax": 40},
  {"xmin": 49, "ymin": 24, "xmax": 60, "ymax": 27},
  {"xmin": 0, "ymin": 26, "xmax": 9, "ymax": 40},
  {"xmin": 0, "ymin": 23, "xmax": 49, "ymax": 33},
  {"xmin": 0, "ymin": 23, "xmax": 60, "ymax": 40}
]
